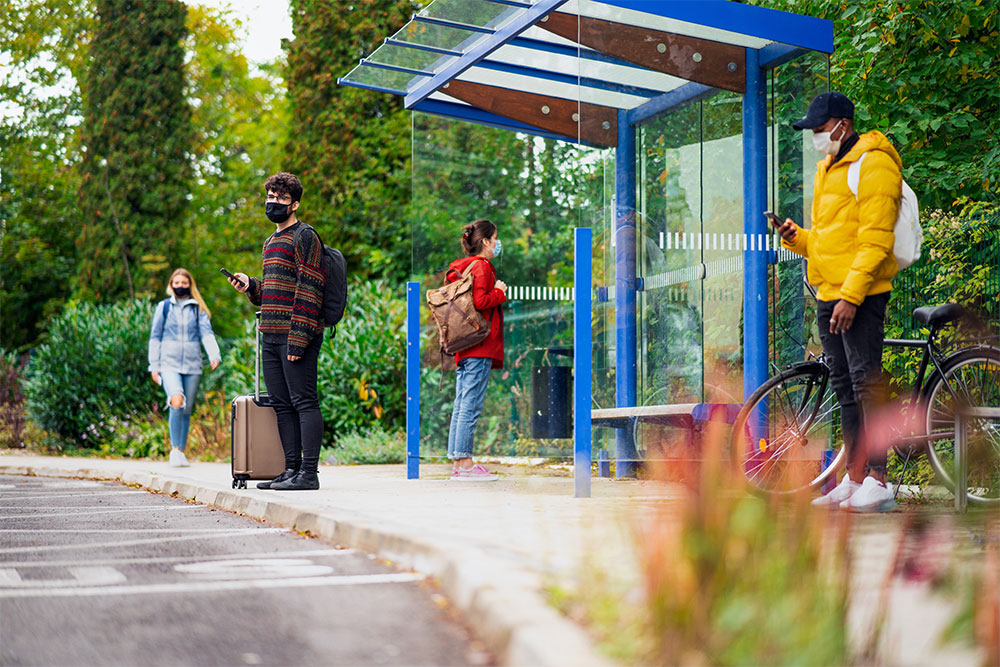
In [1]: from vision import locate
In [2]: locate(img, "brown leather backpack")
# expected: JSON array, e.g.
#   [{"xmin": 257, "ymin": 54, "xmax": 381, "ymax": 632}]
[{"xmin": 426, "ymin": 260, "xmax": 495, "ymax": 359}]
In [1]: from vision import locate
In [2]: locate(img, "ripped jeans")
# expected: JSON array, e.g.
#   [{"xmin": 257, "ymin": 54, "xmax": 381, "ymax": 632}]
[{"xmin": 160, "ymin": 371, "xmax": 201, "ymax": 451}]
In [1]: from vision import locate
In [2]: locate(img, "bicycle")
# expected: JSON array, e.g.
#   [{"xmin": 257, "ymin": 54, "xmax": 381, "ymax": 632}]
[{"xmin": 730, "ymin": 301, "xmax": 1000, "ymax": 506}]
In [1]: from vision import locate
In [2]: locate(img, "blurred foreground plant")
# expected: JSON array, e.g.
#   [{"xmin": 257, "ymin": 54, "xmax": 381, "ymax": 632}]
[{"xmin": 637, "ymin": 420, "xmax": 851, "ymax": 665}]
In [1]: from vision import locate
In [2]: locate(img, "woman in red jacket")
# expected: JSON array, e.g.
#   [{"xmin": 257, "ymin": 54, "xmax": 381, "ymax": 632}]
[{"xmin": 446, "ymin": 219, "xmax": 507, "ymax": 481}]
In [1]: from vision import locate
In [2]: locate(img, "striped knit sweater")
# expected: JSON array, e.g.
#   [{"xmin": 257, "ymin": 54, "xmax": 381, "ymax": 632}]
[{"xmin": 246, "ymin": 221, "xmax": 325, "ymax": 356}]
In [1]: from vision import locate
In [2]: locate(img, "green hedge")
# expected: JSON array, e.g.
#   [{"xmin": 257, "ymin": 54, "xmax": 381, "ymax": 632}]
[{"xmin": 24, "ymin": 300, "xmax": 161, "ymax": 444}]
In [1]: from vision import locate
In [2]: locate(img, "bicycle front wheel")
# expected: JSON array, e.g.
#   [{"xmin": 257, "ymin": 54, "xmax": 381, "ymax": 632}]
[
  {"xmin": 923, "ymin": 347, "xmax": 1000, "ymax": 506},
  {"xmin": 730, "ymin": 363, "xmax": 842, "ymax": 494}
]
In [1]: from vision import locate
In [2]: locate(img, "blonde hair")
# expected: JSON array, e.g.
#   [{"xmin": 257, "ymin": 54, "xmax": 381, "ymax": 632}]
[{"xmin": 166, "ymin": 268, "xmax": 211, "ymax": 318}]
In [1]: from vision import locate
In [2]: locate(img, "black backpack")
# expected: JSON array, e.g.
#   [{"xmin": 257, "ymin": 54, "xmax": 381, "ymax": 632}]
[{"xmin": 293, "ymin": 223, "xmax": 347, "ymax": 330}]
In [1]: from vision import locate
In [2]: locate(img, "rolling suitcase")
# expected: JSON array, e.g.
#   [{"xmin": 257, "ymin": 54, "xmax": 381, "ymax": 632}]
[{"xmin": 231, "ymin": 312, "xmax": 285, "ymax": 489}]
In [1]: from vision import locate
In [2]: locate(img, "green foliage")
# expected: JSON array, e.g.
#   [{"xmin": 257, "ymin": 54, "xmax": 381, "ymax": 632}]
[
  {"xmin": 23, "ymin": 300, "xmax": 162, "ymax": 443},
  {"xmin": 317, "ymin": 278, "xmax": 406, "ymax": 440},
  {"xmin": 76, "ymin": 0, "xmax": 192, "ymax": 302},
  {"xmin": 883, "ymin": 206, "xmax": 1000, "ymax": 392},
  {"xmin": 284, "ymin": 0, "xmax": 417, "ymax": 285},
  {"xmin": 324, "ymin": 422, "xmax": 405, "ymax": 465},
  {"xmin": 0, "ymin": 351, "xmax": 28, "ymax": 448},
  {"xmin": 745, "ymin": 0, "xmax": 1000, "ymax": 209},
  {"xmin": 176, "ymin": 5, "xmax": 291, "ymax": 339},
  {"xmin": 0, "ymin": 0, "xmax": 91, "ymax": 350}
]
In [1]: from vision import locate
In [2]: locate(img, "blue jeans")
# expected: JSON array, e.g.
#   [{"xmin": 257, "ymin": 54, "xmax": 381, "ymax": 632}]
[
  {"xmin": 160, "ymin": 371, "xmax": 200, "ymax": 451},
  {"xmin": 447, "ymin": 357, "xmax": 493, "ymax": 460}
]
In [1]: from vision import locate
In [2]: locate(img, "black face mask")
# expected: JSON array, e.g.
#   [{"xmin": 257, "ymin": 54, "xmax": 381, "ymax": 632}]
[
  {"xmin": 265, "ymin": 201, "xmax": 293, "ymax": 223},
  {"xmin": 173, "ymin": 286, "xmax": 191, "ymax": 298}
]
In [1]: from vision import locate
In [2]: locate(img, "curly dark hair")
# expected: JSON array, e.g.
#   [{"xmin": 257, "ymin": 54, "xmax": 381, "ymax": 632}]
[{"xmin": 263, "ymin": 172, "xmax": 303, "ymax": 202}]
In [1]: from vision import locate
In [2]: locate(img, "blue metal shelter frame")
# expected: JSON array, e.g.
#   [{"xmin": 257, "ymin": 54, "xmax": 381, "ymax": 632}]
[{"xmin": 340, "ymin": 0, "xmax": 833, "ymax": 496}]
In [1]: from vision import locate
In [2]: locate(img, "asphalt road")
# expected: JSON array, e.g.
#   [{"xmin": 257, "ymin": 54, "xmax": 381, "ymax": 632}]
[{"xmin": 0, "ymin": 475, "xmax": 491, "ymax": 667}]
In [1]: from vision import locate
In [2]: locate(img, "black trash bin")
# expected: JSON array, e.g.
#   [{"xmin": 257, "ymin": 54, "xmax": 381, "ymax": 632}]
[{"xmin": 531, "ymin": 366, "xmax": 573, "ymax": 439}]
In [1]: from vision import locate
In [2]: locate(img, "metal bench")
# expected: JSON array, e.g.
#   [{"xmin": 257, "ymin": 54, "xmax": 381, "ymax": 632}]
[{"xmin": 590, "ymin": 403, "xmax": 741, "ymax": 430}]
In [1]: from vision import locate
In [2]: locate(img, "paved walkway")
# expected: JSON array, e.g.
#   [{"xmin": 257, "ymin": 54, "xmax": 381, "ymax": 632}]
[{"xmin": 0, "ymin": 453, "xmax": 990, "ymax": 666}]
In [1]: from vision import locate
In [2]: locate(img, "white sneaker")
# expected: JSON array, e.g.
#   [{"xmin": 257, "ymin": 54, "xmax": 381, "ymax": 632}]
[
  {"xmin": 811, "ymin": 475, "xmax": 860, "ymax": 507},
  {"xmin": 169, "ymin": 449, "xmax": 190, "ymax": 468},
  {"xmin": 842, "ymin": 475, "xmax": 895, "ymax": 512}
]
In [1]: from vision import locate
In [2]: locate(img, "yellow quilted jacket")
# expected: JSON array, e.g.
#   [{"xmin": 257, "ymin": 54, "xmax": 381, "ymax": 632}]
[{"xmin": 782, "ymin": 131, "xmax": 902, "ymax": 304}]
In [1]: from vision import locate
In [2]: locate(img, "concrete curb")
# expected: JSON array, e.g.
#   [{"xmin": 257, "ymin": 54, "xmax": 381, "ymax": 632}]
[{"xmin": 0, "ymin": 462, "xmax": 611, "ymax": 667}]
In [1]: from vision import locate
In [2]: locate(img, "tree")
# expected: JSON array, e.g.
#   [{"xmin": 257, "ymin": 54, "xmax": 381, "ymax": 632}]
[
  {"xmin": 0, "ymin": 0, "xmax": 91, "ymax": 350},
  {"xmin": 178, "ymin": 4, "xmax": 290, "ymax": 338},
  {"xmin": 284, "ymin": 0, "xmax": 417, "ymax": 287},
  {"xmin": 744, "ymin": 0, "xmax": 999, "ymax": 209},
  {"xmin": 76, "ymin": 0, "xmax": 192, "ymax": 303}
]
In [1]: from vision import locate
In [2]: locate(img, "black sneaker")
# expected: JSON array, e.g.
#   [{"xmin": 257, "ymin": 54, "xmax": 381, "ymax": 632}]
[
  {"xmin": 271, "ymin": 470, "xmax": 319, "ymax": 491},
  {"xmin": 256, "ymin": 468, "xmax": 298, "ymax": 490}
]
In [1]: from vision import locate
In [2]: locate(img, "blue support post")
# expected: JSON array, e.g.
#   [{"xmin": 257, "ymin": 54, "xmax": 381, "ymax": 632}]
[
  {"xmin": 406, "ymin": 281, "xmax": 421, "ymax": 479},
  {"xmin": 742, "ymin": 49, "xmax": 769, "ymax": 399},
  {"xmin": 574, "ymin": 227, "xmax": 593, "ymax": 498},
  {"xmin": 615, "ymin": 109, "xmax": 639, "ymax": 478}
]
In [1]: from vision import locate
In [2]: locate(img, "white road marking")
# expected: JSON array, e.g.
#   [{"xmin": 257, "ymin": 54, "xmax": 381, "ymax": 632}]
[
  {"xmin": 174, "ymin": 559, "xmax": 334, "ymax": 579},
  {"xmin": 0, "ymin": 506, "xmax": 204, "ymax": 520},
  {"xmin": 0, "ymin": 491, "xmax": 150, "ymax": 502},
  {"xmin": 0, "ymin": 567, "xmax": 127, "ymax": 588},
  {"xmin": 1, "ymin": 528, "xmax": 280, "ymax": 533},
  {"xmin": 0, "ymin": 572, "xmax": 425, "ymax": 599},
  {"xmin": 0, "ymin": 528, "xmax": 288, "ymax": 554},
  {"xmin": 0, "ymin": 548, "xmax": 354, "ymax": 569}
]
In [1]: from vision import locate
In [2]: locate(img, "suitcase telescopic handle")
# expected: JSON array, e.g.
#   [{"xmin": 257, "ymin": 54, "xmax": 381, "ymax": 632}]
[{"xmin": 255, "ymin": 311, "xmax": 262, "ymax": 401}]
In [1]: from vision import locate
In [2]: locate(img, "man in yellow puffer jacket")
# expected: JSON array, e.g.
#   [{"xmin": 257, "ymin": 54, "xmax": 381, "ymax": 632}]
[{"xmin": 775, "ymin": 92, "xmax": 902, "ymax": 512}]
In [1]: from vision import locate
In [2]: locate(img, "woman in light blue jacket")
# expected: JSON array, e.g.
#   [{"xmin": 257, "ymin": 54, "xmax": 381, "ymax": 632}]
[{"xmin": 148, "ymin": 268, "xmax": 221, "ymax": 467}]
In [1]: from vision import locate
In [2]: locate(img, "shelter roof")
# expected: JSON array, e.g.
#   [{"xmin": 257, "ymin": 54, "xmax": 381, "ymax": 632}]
[{"xmin": 339, "ymin": 0, "xmax": 833, "ymax": 146}]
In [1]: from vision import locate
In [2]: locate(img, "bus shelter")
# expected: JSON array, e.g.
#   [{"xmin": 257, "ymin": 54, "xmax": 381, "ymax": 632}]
[{"xmin": 340, "ymin": 0, "xmax": 834, "ymax": 496}]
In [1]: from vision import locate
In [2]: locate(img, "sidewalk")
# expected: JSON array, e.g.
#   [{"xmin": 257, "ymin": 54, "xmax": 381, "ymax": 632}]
[
  {"xmin": 0, "ymin": 453, "xmax": 987, "ymax": 666},
  {"xmin": 0, "ymin": 454, "xmax": 672, "ymax": 666}
]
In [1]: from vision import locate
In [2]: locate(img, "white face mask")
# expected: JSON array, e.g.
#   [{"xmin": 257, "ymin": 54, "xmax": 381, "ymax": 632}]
[{"xmin": 812, "ymin": 119, "xmax": 845, "ymax": 156}]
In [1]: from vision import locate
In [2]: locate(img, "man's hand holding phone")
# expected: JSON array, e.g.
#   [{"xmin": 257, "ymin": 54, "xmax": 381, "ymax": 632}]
[
  {"xmin": 221, "ymin": 268, "xmax": 249, "ymax": 293},
  {"xmin": 765, "ymin": 211, "xmax": 797, "ymax": 243}
]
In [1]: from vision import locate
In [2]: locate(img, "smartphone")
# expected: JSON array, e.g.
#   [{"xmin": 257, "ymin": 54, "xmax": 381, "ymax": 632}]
[
  {"xmin": 219, "ymin": 268, "xmax": 239, "ymax": 281},
  {"xmin": 763, "ymin": 211, "xmax": 783, "ymax": 229}
]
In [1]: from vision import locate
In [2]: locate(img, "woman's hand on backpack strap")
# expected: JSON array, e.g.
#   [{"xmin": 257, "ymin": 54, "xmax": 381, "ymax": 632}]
[{"xmin": 495, "ymin": 280, "xmax": 508, "ymax": 292}]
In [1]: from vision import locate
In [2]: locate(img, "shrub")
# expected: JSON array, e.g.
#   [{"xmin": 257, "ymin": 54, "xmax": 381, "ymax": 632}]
[
  {"xmin": 1, "ymin": 350, "xmax": 27, "ymax": 448},
  {"xmin": 23, "ymin": 300, "xmax": 162, "ymax": 444},
  {"xmin": 324, "ymin": 422, "xmax": 405, "ymax": 465}
]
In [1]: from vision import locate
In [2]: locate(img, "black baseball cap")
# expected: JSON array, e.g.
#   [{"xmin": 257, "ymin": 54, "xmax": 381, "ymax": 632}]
[{"xmin": 792, "ymin": 92, "xmax": 855, "ymax": 130}]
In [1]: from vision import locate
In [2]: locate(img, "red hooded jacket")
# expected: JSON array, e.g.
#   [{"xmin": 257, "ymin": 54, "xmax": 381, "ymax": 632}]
[{"xmin": 446, "ymin": 256, "xmax": 506, "ymax": 368}]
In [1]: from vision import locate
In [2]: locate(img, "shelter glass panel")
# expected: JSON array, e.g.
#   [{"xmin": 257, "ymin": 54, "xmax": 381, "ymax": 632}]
[
  {"xmin": 411, "ymin": 102, "xmax": 608, "ymax": 462},
  {"xmin": 767, "ymin": 50, "xmax": 831, "ymax": 370}
]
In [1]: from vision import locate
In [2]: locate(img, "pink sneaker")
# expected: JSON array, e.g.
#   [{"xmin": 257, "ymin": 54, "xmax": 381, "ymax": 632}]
[{"xmin": 450, "ymin": 464, "xmax": 498, "ymax": 481}]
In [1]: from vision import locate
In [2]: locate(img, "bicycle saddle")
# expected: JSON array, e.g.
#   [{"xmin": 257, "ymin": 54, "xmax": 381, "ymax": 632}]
[{"xmin": 912, "ymin": 303, "xmax": 965, "ymax": 328}]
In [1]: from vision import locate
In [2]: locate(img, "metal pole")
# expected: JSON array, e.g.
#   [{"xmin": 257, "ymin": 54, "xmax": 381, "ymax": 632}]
[
  {"xmin": 742, "ymin": 48, "xmax": 769, "ymax": 400},
  {"xmin": 574, "ymin": 227, "xmax": 593, "ymax": 498},
  {"xmin": 406, "ymin": 281, "xmax": 421, "ymax": 479},
  {"xmin": 615, "ymin": 109, "xmax": 639, "ymax": 477},
  {"xmin": 954, "ymin": 411, "xmax": 967, "ymax": 513}
]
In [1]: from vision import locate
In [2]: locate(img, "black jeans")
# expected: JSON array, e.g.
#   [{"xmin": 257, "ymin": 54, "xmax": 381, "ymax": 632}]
[
  {"xmin": 261, "ymin": 333, "xmax": 324, "ymax": 474},
  {"xmin": 817, "ymin": 292, "xmax": 890, "ymax": 475}
]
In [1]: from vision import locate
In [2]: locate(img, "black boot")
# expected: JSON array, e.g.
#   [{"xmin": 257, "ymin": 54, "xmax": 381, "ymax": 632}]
[
  {"xmin": 271, "ymin": 470, "xmax": 319, "ymax": 491},
  {"xmin": 256, "ymin": 468, "xmax": 298, "ymax": 490}
]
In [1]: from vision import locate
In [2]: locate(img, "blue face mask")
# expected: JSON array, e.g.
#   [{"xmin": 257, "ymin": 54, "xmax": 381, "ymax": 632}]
[{"xmin": 493, "ymin": 239, "xmax": 502, "ymax": 257}]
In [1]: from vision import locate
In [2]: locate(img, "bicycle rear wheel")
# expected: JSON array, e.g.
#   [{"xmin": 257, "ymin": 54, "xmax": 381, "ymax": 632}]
[
  {"xmin": 730, "ymin": 363, "xmax": 842, "ymax": 494},
  {"xmin": 922, "ymin": 347, "xmax": 1000, "ymax": 506}
]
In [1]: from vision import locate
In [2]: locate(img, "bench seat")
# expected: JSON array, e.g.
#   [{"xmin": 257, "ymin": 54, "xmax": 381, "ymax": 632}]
[{"xmin": 591, "ymin": 403, "xmax": 742, "ymax": 430}]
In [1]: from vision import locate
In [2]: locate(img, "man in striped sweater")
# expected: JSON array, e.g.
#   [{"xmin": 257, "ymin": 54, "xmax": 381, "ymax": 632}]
[{"xmin": 230, "ymin": 172, "xmax": 326, "ymax": 490}]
